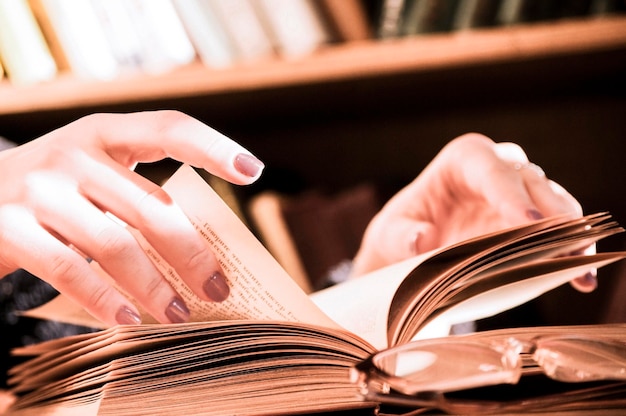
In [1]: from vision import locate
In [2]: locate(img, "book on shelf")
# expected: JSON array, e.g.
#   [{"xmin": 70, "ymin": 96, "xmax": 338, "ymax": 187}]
[
  {"xmin": 377, "ymin": 0, "xmax": 626, "ymax": 38},
  {"xmin": 250, "ymin": 0, "xmax": 331, "ymax": 58},
  {"xmin": 0, "ymin": 0, "xmax": 57, "ymax": 85},
  {"xmin": 494, "ymin": 0, "xmax": 625, "ymax": 25},
  {"xmin": 89, "ymin": 0, "xmax": 145, "ymax": 73},
  {"xmin": 402, "ymin": 0, "xmax": 461, "ymax": 35},
  {"xmin": 316, "ymin": 0, "xmax": 374, "ymax": 42},
  {"xmin": 377, "ymin": 0, "xmax": 406, "ymax": 38},
  {"xmin": 450, "ymin": 0, "xmax": 501, "ymax": 31},
  {"xmin": 27, "ymin": 0, "xmax": 197, "ymax": 79},
  {"xmin": 204, "ymin": 0, "xmax": 276, "ymax": 64},
  {"xmin": 119, "ymin": 0, "xmax": 196, "ymax": 74},
  {"xmin": 172, "ymin": 0, "xmax": 238, "ymax": 69},
  {"xmin": 5, "ymin": 164, "xmax": 626, "ymax": 415},
  {"xmin": 28, "ymin": 0, "xmax": 119, "ymax": 80}
]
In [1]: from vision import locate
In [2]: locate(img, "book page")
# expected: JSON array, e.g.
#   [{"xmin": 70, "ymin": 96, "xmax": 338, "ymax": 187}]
[
  {"xmin": 310, "ymin": 255, "xmax": 432, "ymax": 350},
  {"xmin": 23, "ymin": 165, "xmax": 338, "ymax": 330},
  {"xmin": 387, "ymin": 214, "xmax": 626, "ymax": 346},
  {"xmin": 145, "ymin": 165, "xmax": 338, "ymax": 326},
  {"xmin": 417, "ymin": 255, "xmax": 624, "ymax": 339},
  {"xmin": 313, "ymin": 214, "xmax": 626, "ymax": 349},
  {"xmin": 8, "ymin": 321, "xmax": 377, "ymax": 416}
]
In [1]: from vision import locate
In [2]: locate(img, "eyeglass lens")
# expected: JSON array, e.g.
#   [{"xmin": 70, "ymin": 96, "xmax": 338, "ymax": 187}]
[
  {"xmin": 369, "ymin": 338, "xmax": 522, "ymax": 395},
  {"xmin": 363, "ymin": 335, "xmax": 626, "ymax": 396}
]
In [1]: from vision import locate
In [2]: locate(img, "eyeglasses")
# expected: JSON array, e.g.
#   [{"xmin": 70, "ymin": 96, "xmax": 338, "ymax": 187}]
[{"xmin": 350, "ymin": 325, "xmax": 626, "ymax": 413}]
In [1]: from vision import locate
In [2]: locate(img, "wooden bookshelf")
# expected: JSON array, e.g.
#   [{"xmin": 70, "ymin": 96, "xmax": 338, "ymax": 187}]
[{"xmin": 0, "ymin": 16, "xmax": 624, "ymax": 116}]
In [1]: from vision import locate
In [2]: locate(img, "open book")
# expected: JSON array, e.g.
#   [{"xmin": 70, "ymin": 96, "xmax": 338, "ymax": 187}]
[{"xmin": 6, "ymin": 165, "xmax": 626, "ymax": 415}]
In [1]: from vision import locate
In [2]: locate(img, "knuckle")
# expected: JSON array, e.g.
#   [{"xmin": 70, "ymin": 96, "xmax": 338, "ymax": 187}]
[
  {"xmin": 135, "ymin": 186, "xmax": 174, "ymax": 220},
  {"xmin": 184, "ymin": 245, "xmax": 211, "ymax": 272},
  {"xmin": 150, "ymin": 110, "xmax": 190, "ymax": 137},
  {"xmin": 451, "ymin": 132, "xmax": 492, "ymax": 149},
  {"xmin": 84, "ymin": 285, "xmax": 112, "ymax": 312},
  {"xmin": 95, "ymin": 228, "xmax": 136, "ymax": 260},
  {"xmin": 143, "ymin": 273, "xmax": 166, "ymax": 299},
  {"xmin": 32, "ymin": 142, "xmax": 79, "ymax": 171},
  {"xmin": 46, "ymin": 254, "xmax": 85, "ymax": 287}
]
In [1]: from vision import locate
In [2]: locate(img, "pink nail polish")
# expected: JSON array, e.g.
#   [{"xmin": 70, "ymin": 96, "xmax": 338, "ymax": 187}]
[
  {"xmin": 165, "ymin": 297, "xmax": 190, "ymax": 323},
  {"xmin": 234, "ymin": 153, "xmax": 264, "ymax": 178},
  {"xmin": 203, "ymin": 272, "xmax": 230, "ymax": 302},
  {"xmin": 116, "ymin": 306, "xmax": 142, "ymax": 325},
  {"xmin": 527, "ymin": 209, "xmax": 544, "ymax": 220}
]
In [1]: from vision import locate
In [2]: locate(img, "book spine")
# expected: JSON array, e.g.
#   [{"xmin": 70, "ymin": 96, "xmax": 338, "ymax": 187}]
[
  {"xmin": 402, "ymin": 0, "xmax": 460, "ymax": 36},
  {"xmin": 450, "ymin": 0, "xmax": 501, "ymax": 31},
  {"xmin": 378, "ymin": 0, "xmax": 406, "ymax": 38},
  {"xmin": 28, "ymin": 0, "xmax": 69, "ymax": 72},
  {"xmin": 121, "ymin": 0, "xmax": 196, "ymax": 74},
  {"xmin": 314, "ymin": 0, "xmax": 373, "ymax": 42},
  {"xmin": 495, "ymin": 0, "xmax": 526, "ymax": 25},
  {"xmin": 34, "ymin": 0, "xmax": 120, "ymax": 80},
  {"xmin": 172, "ymin": 0, "xmax": 238, "ymax": 69},
  {"xmin": 204, "ymin": 0, "xmax": 275, "ymax": 63},
  {"xmin": 250, "ymin": 0, "xmax": 331, "ymax": 58},
  {"xmin": 0, "ymin": 0, "xmax": 57, "ymax": 84},
  {"xmin": 90, "ymin": 0, "xmax": 144, "ymax": 73}
]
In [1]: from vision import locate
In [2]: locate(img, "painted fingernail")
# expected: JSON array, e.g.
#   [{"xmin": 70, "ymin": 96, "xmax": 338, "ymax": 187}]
[
  {"xmin": 234, "ymin": 153, "xmax": 264, "ymax": 178},
  {"xmin": 527, "ymin": 209, "xmax": 544, "ymax": 220},
  {"xmin": 165, "ymin": 297, "xmax": 190, "ymax": 323},
  {"xmin": 203, "ymin": 272, "xmax": 230, "ymax": 302},
  {"xmin": 116, "ymin": 306, "xmax": 142, "ymax": 325},
  {"xmin": 581, "ymin": 271, "xmax": 597, "ymax": 286}
]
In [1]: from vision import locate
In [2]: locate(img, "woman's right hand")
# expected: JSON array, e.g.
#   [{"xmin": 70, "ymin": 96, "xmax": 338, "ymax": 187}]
[{"xmin": 0, "ymin": 111, "xmax": 264, "ymax": 326}]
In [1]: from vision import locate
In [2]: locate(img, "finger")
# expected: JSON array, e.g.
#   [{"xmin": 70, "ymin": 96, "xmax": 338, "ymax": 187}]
[
  {"xmin": 28, "ymin": 173, "xmax": 192, "ymax": 323},
  {"xmin": 493, "ymin": 141, "xmax": 529, "ymax": 165},
  {"xmin": 570, "ymin": 270, "xmax": 598, "ymax": 293},
  {"xmin": 0, "ymin": 205, "xmax": 141, "ymax": 326},
  {"xmin": 71, "ymin": 111, "xmax": 264, "ymax": 185},
  {"xmin": 510, "ymin": 158, "xmax": 592, "ymax": 292},
  {"xmin": 378, "ymin": 216, "xmax": 439, "ymax": 263},
  {"xmin": 569, "ymin": 244, "xmax": 598, "ymax": 293},
  {"xmin": 73, "ymin": 155, "xmax": 230, "ymax": 304},
  {"xmin": 494, "ymin": 141, "xmax": 581, "ymax": 219},
  {"xmin": 536, "ymin": 178, "xmax": 583, "ymax": 218},
  {"xmin": 451, "ymin": 136, "xmax": 544, "ymax": 225},
  {"xmin": 352, "ymin": 214, "xmax": 437, "ymax": 277}
]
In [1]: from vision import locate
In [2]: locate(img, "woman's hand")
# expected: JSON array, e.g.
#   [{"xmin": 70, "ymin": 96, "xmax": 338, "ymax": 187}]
[
  {"xmin": 352, "ymin": 133, "xmax": 595, "ymax": 292},
  {"xmin": 0, "ymin": 111, "xmax": 264, "ymax": 326}
]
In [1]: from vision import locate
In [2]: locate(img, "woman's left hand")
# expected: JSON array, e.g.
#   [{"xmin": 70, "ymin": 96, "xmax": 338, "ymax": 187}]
[{"xmin": 351, "ymin": 133, "xmax": 595, "ymax": 292}]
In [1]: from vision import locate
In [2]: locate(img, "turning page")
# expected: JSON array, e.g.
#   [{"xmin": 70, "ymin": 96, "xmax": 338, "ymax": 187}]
[{"xmin": 23, "ymin": 165, "xmax": 338, "ymax": 330}]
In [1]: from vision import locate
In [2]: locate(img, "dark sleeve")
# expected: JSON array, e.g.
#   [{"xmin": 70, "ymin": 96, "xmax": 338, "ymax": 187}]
[{"xmin": 0, "ymin": 270, "xmax": 97, "ymax": 389}]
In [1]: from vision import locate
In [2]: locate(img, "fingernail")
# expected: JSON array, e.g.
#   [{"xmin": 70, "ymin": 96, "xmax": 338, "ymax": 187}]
[
  {"xmin": 527, "ymin": 209, "xmax": 544, "ymax": 220},
  {"xmin": 581, "ymin": 270, "xmax": 597, "ymax": 286},
  {"xmin": 165, "ymin": 297, "xmax": 190, "ymax": 323},
  {"xmin": 116, "ymin": 306, "xmax": 142, "ymax": 325},
  {"xmin": 570, "ymin": 248, "xmax": 585, "ymax": 256},
  {"xmin": 203, "ymin": 272, "xmax": 230, "ymax": 302},
  {"xmin": 234, "ymin": 153, "xmax": 264, "ymax": 178}
]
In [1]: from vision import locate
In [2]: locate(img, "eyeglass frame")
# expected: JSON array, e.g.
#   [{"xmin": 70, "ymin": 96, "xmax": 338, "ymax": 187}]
[{"xmin": 350, "ymin": 331, "xmax": 626, "ymax": 409}]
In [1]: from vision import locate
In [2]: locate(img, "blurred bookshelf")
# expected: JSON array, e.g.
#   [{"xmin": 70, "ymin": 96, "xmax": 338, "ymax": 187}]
[
  {"xmin": 1, "ymin": 1, "xmax": 626, "ymax": 325},
  {"xmin": 1, "ymin": 15, "xmax": 625, "ymax": 117}
]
